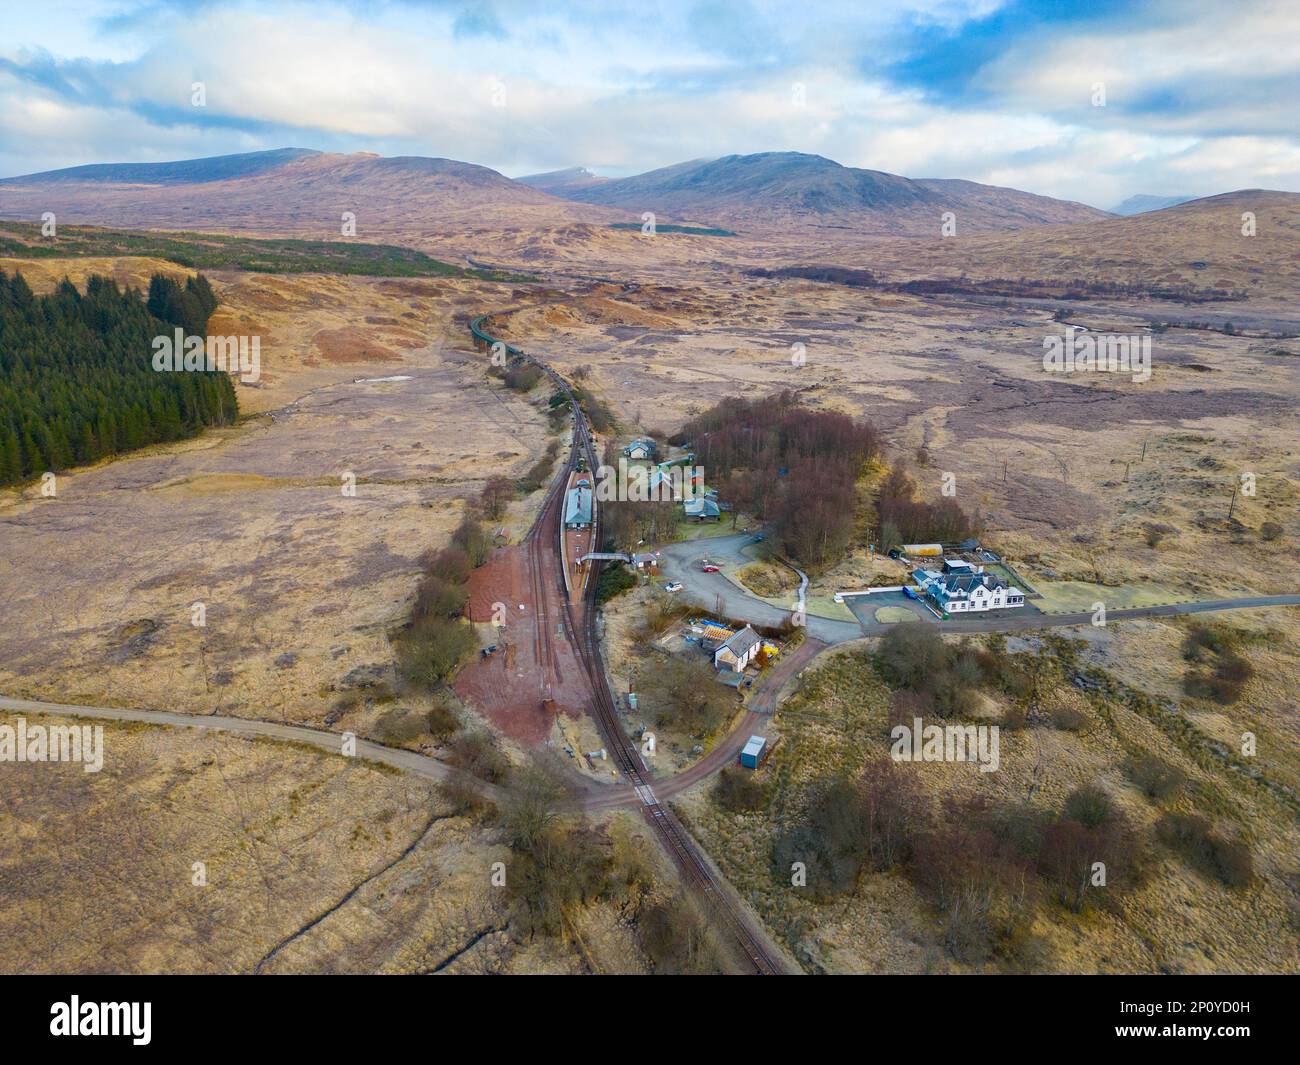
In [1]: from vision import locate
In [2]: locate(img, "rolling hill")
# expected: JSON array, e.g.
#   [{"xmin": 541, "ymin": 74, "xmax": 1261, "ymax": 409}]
[
  {"xmin": 0, "ymin": 148, "xmax": 1115, "ymax": 244},
  {"xmin": 0, "ymin": 150, "xmax": 615, "ymax": 238},
  {"xmin": 547, "ymin": 151, "xmax": 1111, "ymax": 234},
  {"xmin": 0, "ymin": 148, "xmax": 322, "ymax": 186},
  {"xmin": 853, "ymin": 189, "xmax": 1300, "ymax": 305}
]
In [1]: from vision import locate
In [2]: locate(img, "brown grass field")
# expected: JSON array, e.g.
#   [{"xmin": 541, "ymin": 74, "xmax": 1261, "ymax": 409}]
[{"xmin": 1, "ymin": 183, "xmax": 1296, "ymax": 972}]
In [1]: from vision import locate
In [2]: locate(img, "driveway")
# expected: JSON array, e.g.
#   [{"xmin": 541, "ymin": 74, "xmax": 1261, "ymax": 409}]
[
  {"xmin": 656, "ymin": 532, "xmax": 863, "ymax": 643},
  {"xmin": 656, "ymin": 532, "xmax": 1300, "ymax": 645},
  {"xmin": 842, "ymin": 588, "xmax": 935, "ymax": 626}
]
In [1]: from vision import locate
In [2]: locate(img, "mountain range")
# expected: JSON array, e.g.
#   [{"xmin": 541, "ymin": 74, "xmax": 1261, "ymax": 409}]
[
  {"xmin": 0, "ymin": 149, "xmax": 601, "ymax": 236},
  {"xmin": 3, "ymin": 149, "xmax": 1294, "ymax": 281},
  {"xmin": 521, "ymin": 152, "xmax": 1111, "ymax": 233},
  {"xmin": 1, "ymin": 147, "xmax": 1108, "ymax": 239}
]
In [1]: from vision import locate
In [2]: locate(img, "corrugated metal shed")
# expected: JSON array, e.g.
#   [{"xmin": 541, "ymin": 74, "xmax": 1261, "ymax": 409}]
[{"xmin": 740, "ymin": 735, "xmax": 766, "ymax": 769}]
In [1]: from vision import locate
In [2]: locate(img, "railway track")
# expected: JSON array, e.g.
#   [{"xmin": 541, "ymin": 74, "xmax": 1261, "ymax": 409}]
[{"xmin": 469, "ymin": 313, "xmax": 787, "ymax": 976}]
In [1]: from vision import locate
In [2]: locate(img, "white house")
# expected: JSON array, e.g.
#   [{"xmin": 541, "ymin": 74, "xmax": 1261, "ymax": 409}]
[
  {"xmin": 713, "ymin": 625, "xmax": 761, "ymax": 671},
  {"xmin": 910, "ymin": 563, "xmax": 1024, "ymax": 613}
]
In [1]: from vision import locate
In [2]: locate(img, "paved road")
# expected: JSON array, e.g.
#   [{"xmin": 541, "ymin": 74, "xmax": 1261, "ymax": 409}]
[
  {"xmin": 655, "ymin": 532, "xmax": 1300, "ymax": 640},
  {"xmin": 658, "ymin": 533, "xmax": 864, "ymax": 642},
  {"xmin": 4, "ymin": 641, "xmax": 822, "ymax": 815}
]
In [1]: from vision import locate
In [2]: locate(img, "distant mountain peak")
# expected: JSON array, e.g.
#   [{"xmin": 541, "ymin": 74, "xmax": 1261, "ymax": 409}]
[
  {"xmin": 1, "ymin": 147, "xmax": 321, "ymax": 185},
  {"xmin": 1109, "ymin": 193, "xmax": 1197, "ymax": 216},
  {"xmin": 549, "ymin": 150, "xmax": 1108, "ymax": 234},
  {"xmin": 517, "ymin": 165, "xmax": 613, "ymax": 197}
]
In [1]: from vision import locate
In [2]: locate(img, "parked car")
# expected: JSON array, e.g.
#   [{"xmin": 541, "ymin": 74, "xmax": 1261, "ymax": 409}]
[
  {"xmin": 664, "ymin": 581, "xmax": 683, "ymax": 593},
  {"xmin": 701, "ymin": 563, "xmax": 720, "ymax": 573}
]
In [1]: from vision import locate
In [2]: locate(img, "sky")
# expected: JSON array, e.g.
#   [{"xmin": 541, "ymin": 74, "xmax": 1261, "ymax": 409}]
[{"xmin": 1, "ymin": 0, "xmax": 1297, "ymax": 208}]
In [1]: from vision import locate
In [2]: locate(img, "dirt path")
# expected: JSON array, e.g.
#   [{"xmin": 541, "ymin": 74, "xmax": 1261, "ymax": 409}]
[{"xmin": 0, "ymin": 695, "xmax": 504, "ymax": 801}]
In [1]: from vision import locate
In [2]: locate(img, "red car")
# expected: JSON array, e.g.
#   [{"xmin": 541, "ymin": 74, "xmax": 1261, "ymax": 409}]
[{"xmin": 701, "ymin": 563, "xmax": 720, "ymax": 573}]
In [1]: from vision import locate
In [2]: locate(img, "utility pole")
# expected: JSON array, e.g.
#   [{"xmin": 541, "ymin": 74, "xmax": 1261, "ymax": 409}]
[{"xmin": 1227, "ymin": 482, "xmax": 1238, "ymax": 521}]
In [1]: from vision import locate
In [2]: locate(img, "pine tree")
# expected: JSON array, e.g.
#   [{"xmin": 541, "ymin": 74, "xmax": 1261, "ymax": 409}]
[{"xmin": 0, "ymin": 268, "xmax": 235, "ymax": 486}]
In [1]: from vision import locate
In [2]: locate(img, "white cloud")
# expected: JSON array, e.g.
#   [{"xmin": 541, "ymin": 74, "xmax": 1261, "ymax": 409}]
[{"xmin": 0, "ymin": 0, "xmax": 1296, "ymax": 205}]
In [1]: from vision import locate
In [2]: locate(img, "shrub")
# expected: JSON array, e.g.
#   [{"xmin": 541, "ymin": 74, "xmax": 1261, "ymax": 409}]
[
  {"xmin": 640, "ymin": 595, "xmax": 692, "ymax": 640},
  {"xmin": 1211, "ymin": 839, "xmax": 1256, "ymax": 888},
  {"xmin": 446, "ymin": 730, "xmax": 510, "ymax": 783},
  {"xmin": 876, "ymin": 624, "xmax": 950, "ymax": 690},
  {"xmin": 412, "ymin": 570, "xmax": 468, "ymax": 621},
  {"xmin": 1035, "ymin": 785, "xmax": 1143, "ymax": 912},
  {"xmin": 501, "ymin": 765, "xmax": 569, "ymax": 851},
  {"xmin": 425, "ymin": 698, "xmax": 460, "ymax": 739},
  {"xmin": 1040, "ymin": 813, "xmax": 1139, "ymax": 912},
  {"xmin": 908, "ymin": 797, "xmax": 1036, "ymax": 962},
  {"xmin": 1181, "ymin": 625, "xmax": 1253, "ymax": 704},
  {"xmin": 931, "ymin": 669, "xmax": 980, "ymax": 718},
  {"xmin": 1124, "ymin": 753, "xmax": 1186, "ymax": 800},
  {"xmin": 507, "ymin": 825, "xmax": 611, "ymax": 938},
  {"xmin": 772, "ymin": 776, "xmax": 871, "ymax": 899},
  {"xmin": 639, "ymin": 893, "xmax": 727, "ymax": 974},
  {"xmin": 1062, "ymin": 784, "xmax": 1113, "ymax": 830},
  {"xmin": 452, "ymin": 516, "xmax": 490, "ymax": 566},
  {"xmin": 503, "ymin": 361, "xmax": 542, "ymax": 391},
  {"xmin": 974, "ymin": 642, "xmax": 1032, "ymax": 697},
  {"xmin": 595, "ymin": 563, "xmax": 637, "ymax": 604},
  {"xmin": 1156, "ymin": 813, "xmax": 1254, "ymax": 888},
  {"xmin": 395, "ymin": 616, "xmax": 477, "ymax": 688},
  {"xmin": 1000, "ymin": 703, "xmax": 1028, "ymax": 731},
  {"xmin": 1182, "ymin": 624, "xmax": 1233, "ymax": 660},
  {"xmin": 438, "ymin": 776, "xmax": 492, "ymax": 818},
  {"xmin": 888, "ymin": 688, "xmax": 935, "ymax": 730},
  {"xmin": 641, "ymin": 655, "xmax": 735, "ymax": 736},
  {"xmin": 372, "ymin": 708, "xmax": 429, "ymax": 746},
  {"xmin": 1051, "ymin": 704, "xmax": 1088, "ymax": 731},
  {"xmin": 1260, "ymin": 521, "xmax": 1283, "ymax": 542},
  {"xmin": 423, "ymin": 545, "xmax": 470, "ymax": 583},
  {"xmin": 573, "ymin": 385, "xmax": 616, "ymax": 433},
  {"xmin": 1183, "ymin": 649, "xmax": 1252, "ymax": 703},
  {"xmin": 772, "ymin": 761, "xmax": 925, "ymax": 900},
  {"xmin": 479, "ymin": 475, "xmax": 515, "ymax": 520}
]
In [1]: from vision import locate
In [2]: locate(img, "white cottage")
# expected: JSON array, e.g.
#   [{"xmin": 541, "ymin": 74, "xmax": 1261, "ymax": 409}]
[
  {"xmin": 713, "ymin": 625, "xmax": 761, "ymax": 671},
  {"xmin": 911, "ymin": 564, "xmax": 1024, "ymax": 613}
]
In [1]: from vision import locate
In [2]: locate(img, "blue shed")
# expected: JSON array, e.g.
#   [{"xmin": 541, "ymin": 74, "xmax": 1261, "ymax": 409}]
[{"xmin": 740, "ymin": 735, "xmax": 766, "ymax": 769}]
